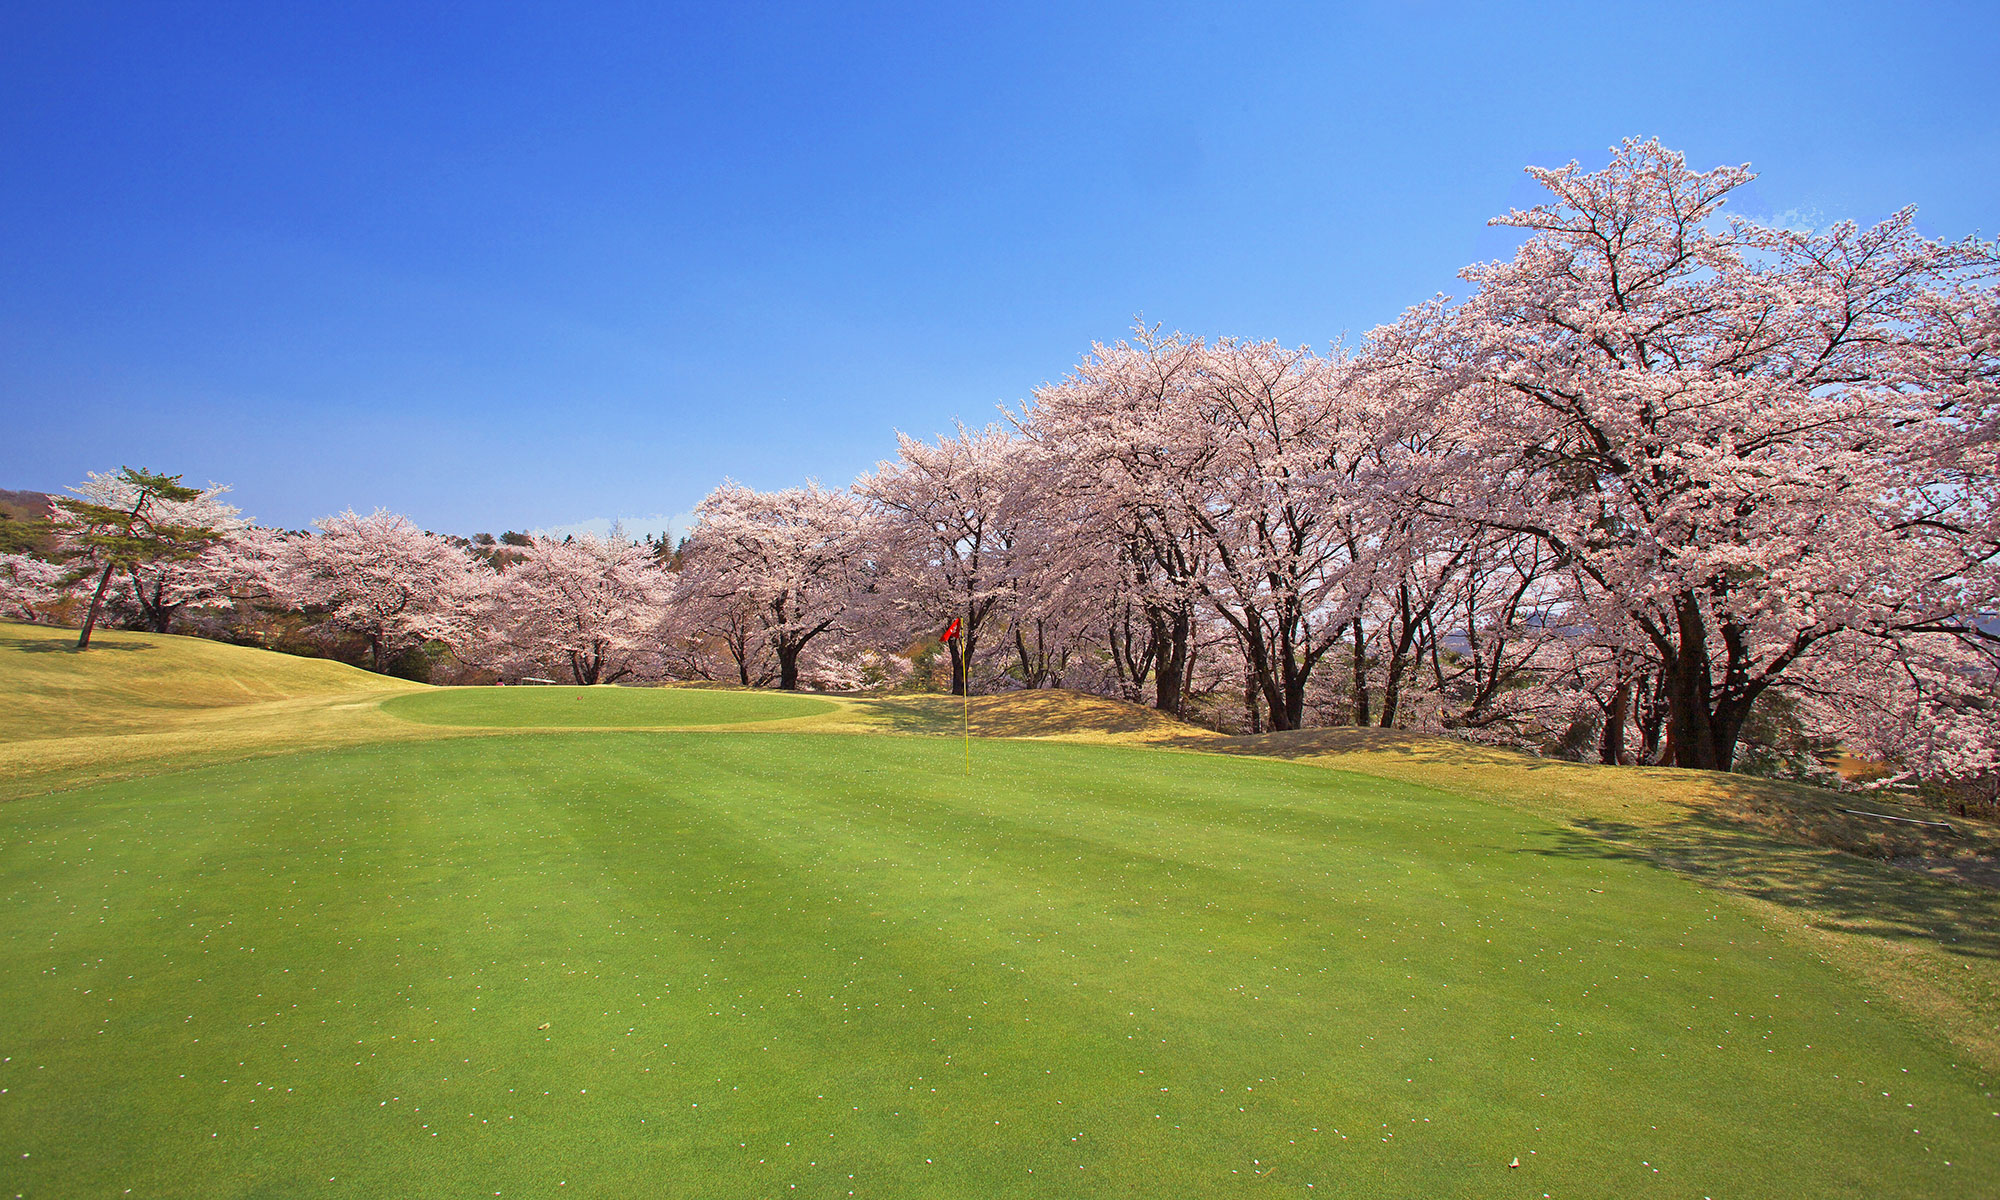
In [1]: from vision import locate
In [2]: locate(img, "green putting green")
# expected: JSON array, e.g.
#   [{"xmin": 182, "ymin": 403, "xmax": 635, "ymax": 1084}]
[
  {"xmin": 381, "ymin": 685, "xmax": 838, "ymax": 728},
  {"xmin": 1, "ymin": 732, "xmax": 1990, "ymax": 1198}
]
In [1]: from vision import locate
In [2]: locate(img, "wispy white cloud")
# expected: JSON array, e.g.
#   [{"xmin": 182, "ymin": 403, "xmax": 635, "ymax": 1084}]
[
  {"xmin": 1745, "ymin": 205, "xmax": 1828, "ymax": 233},
  {"xmin": 534, "ymin": 511, "xmax": 694, "ymax": 544}
]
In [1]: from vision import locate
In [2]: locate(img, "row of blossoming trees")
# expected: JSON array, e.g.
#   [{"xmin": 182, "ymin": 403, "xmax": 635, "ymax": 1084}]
[{"xmin": 4, "ymin": 141, "xmax": 1994, "ymax": 780}]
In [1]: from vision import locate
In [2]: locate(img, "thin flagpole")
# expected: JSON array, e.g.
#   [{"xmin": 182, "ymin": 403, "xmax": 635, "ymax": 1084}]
[{"xmin": 956, "ymin": 639, "xmax": 970, "ymax": 774}]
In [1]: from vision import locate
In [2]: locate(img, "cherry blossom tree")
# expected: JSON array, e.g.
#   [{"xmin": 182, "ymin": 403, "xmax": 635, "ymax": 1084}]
[
  {"xmin": 1023, "ymin": 332, "xmax": 1211, "ymax": 713},
  {"xmin": 57, "ymin": 471, "xmax": 251, "ymax": 635},
  {"xmin": 486, "ymin": 531, "xmax": 669, "ymax": 685},
  {"xmin": 661, "ymin": 583, "xmax": 779, "ymax": 686},
  {"xmin": 1028, "ymin": 332, "xmax": 1392, "ymax": 730},
  {"xmin": 0, "ymin": 553, "xmax": 64, "ymax": 622},
  {"xmin": 796, "ymin": 642, "xmax": 914, "ymax": 693},
  {"xmin": 54, "ymin": 468, "xmax": 234, "ymax": 649},
  {"xmin": 671, "ymin": 481, "xmax": 871, "ymax": 691},
  {"xmin": 856, "ymin": 425, "xmax": 1030, "ymax": 696},
  {"xmin": 1807, "ymin": 634, "xmax": 1999, "ymax": 784},
  {"xmin": 278, "ymin": 509, "xmax": 490, "ymax": 673},
  {"xmin": 1366, "ymin": 138, "xmax": 2000, "ymax": 771}
]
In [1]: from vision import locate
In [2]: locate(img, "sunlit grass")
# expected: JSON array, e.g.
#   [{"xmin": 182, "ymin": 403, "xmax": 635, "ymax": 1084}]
[
  {"xmin": 381, "ymin": 685, "xmax": 838, "ymax": 728},
  {"xmin": 2, "ymin": 623, "xmax": 1997, "ymax": 1196},
  {"xmin": 0, "ymin": 620, "xmax": 418, "ymax": 743},
  {"xmin": 4, "ymin": 733, "xmax": 1994, "ymax": 1197}
]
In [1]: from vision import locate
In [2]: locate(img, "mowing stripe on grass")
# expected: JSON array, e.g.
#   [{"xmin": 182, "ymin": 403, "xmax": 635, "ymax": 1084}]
[{"xmin": 1, "ymin": 733, "xmax": 1992, "ymax": 1198}]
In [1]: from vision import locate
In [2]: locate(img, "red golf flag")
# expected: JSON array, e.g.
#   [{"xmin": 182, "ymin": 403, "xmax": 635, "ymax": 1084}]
[{"xmin": 940, "ymin": 617, "xmax": 961, "ymax": 643}]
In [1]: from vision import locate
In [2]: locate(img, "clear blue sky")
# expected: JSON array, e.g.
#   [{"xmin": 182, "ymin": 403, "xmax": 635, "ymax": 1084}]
[{"xmin": 4, "ymin": 1, "xmax": 1994, "ymax": 536}]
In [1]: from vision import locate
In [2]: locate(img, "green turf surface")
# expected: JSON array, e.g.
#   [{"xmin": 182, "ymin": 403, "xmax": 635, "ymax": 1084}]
[
  {"xmin": 381, "ymin": 685, "xmax": 838, "ymax": 728},
  {"xmin": 2, "ymin": 732, "xmax": 1991, "ymax": 1198}
]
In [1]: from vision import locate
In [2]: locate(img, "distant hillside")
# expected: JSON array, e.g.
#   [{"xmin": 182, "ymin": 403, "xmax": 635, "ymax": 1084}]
[
  {"xmin": 0, "ymin": 489, "xmax": 58, "ymax": 555},
  {"xmin": 0, "ymin": 488, "xmax": 56, "ymax": 522}
]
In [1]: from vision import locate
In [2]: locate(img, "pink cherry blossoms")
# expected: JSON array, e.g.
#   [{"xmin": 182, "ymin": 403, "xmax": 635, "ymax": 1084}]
[{"xmin": 12, "ymin": 140, "xmax": 1992, "ymax": 780}]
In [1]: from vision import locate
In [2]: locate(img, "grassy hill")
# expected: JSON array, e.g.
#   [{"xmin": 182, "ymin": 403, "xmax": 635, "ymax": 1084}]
[
  {"xmin": 2, "ymin": 624, "xmax": 1996, "ymax": 1197},
  {"xmin": 1, "ymin": 621, "xmax": 421, "ymax": 742},
  {"xmin": 0, "ymin": 621, "xmax": 437, "ymax": 801}
]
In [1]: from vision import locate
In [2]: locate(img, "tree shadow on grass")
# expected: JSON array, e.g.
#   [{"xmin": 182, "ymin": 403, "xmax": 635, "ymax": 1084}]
[
  {"xmin": 1, "ymin": 628, "xmax": 154, "ymax": 654},
  {"xmin": 10, "ymin": 641, "xmax": 152, "ymax": 654},
  {"xmin": 846, "ymin": 695, "xmax": 960, "ymax": 737},
  {"xmin": 1189, "ymin": 725, "xmax": 2000, "ymax": 965},
  {"xmin": 851, "ymin": 690, "xmax": 1206, "ymax": 742},
  {"xmin": 1520, "ymin": 816, "xmax": 2000, "ymax": 962},
  {"xmin": 1170, "ymin": 724, "xmax": 1595, "ymax": 767}
]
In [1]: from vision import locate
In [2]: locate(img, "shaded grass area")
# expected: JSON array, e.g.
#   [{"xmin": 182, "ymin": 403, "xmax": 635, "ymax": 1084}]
[
  {"xmin": 841, "ymin": 689, "xmax": 1209, "ymax": 744},
  {"xmin": 1189, "ymin": 727, "xmax": 2000, "ymax": 862},
  {"xmin": 2, "ymin": 732, "xmax": 1994, "ymax": 1199},
  {"xmin": 1190, "ymin": 727, "xmax": 2000, "ymax": 1073},
  {"xmin": 382, "ymin": 686, "xmax": 838, "ymax": 728}
]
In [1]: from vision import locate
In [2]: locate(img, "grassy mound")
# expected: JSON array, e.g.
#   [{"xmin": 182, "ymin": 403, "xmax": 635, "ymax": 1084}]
[
  {"xmin": 0, "ymin": 620, "xmax": 416, "ymax": 742},
  {"xmin": 0, "ymin": 620, "xmax": 433, "ymax": 801},
  {"xmin": 382, "ymin": 685, "xmax": 838, "ymax": 728},
  {"xmin": 3, "ymin": 732, "xmax": 1992, "ymax": 1198}
]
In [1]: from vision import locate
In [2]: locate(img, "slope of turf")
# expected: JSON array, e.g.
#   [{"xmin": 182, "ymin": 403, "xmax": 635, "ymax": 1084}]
[
  {"xmin": 0, "ymin": 621, "xmax": 439, "ymax": 802},
  {"xmin": 381, "ymin": 685, "xmax": 838, "ymax": 728},
  {"xmin": 2, "ymin": 733, "xmax": 1991, "ymax": 1198},
  {"xmin": 0, "ymin": 620, "xmax": 417, "ymax": 743}
]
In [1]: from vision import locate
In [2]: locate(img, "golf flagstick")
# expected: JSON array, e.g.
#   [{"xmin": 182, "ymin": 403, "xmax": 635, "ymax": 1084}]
[
  {"xmin": 957, "ymin": 640, "xmax": 969, "ymax": 773},
  {"xmin": 940, "ymin": 616, "xmax": 968, "ymax": 774}
]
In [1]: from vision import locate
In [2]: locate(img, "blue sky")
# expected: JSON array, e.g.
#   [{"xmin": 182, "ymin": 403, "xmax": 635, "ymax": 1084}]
[{"xmin": 3, "ymin": 1, "xmax": 1995, "ymax": 536}]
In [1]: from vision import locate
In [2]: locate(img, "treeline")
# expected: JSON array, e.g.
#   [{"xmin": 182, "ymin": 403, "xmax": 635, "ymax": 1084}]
[{"xmin": 4, "ymin": 141, "xmax": 1995, "ymax": 786}]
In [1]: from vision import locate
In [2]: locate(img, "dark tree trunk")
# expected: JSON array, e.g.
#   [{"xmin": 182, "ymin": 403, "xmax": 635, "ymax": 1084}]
[
  {"xmin": 76, "ymin": 562, "xmax": 118, "ymax": 650},
  {"xmin": 1280, "ymin": 669, "xmax": 1308, "ymax": 732},
  {"xmin": 1599, "ymin": 676, "xmax": 1632, "ymax": 765},
  {"xmin": 1379, "ymin": 585, "xmax": 1425, "ymax": 729},
  {"xmin": 777, "ymin": 642, "xmax": 802, "ymax": 691},
  {"xmin": 1379, "ymin": 649, "xmax": 1410, "ymax": 728},
  {"xmin": 1662, "ymin": 596, "xmax": 1749, "ymax": 771},
  {"xmin": 1256, "ymin": 656, "xmax": 1306, "ymax": 732},
  {"xmin": 75, "ymin": 491, "xmax": 150, "ymax": 651},
  {"xmin": 725, "ymin": 629, "xmax": 753, "ymax": 686},
  {"xmin": 1350, "ymin": 622, "xmax": 1370, "ymax": 726},
  {"xmin": 131, "ymin": 571, "xmax": 174, "ymax": 633},
  {"xmin": 1244, "ymin": 626, "xmax": 1313, "ymax": 733},
  {"xmin": 1012, "ymin": 626, "xmax": 1062, "ymax": 690},
  {"xmin": 1634, "ymin": 671, "xmax": 1668, "ymax": 763},
  {"xmin": 1149, "ymin": 605, "xmax": 1190, "ymax": 716},
  {"xmin": 1108, "ymin": 609, "xmax": 1149, "ymax": 703},
  {"xmin": 1665, "ymin": 670, "xmax": 1725, "ymax": 769},
  {"xmin": 1664, "ymin": 675, "xmax": 1749, "ymax": 770},
  {"xmin": 949, "ymin": 635, "xmax": 969, "ymax": 696},
  {"xmin": 1240, "ymin": 624, "xmax": 1288, "ymax": 732}
]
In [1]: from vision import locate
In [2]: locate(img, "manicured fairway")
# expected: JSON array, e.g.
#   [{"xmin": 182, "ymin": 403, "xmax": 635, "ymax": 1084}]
[
  {"xmin": 2, "ymin": 732, "xmax": 1992, "ymax": 1198},
  {"xmin": 381, "ymin": 685, "xmax": 839, "ymax": 728}
]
